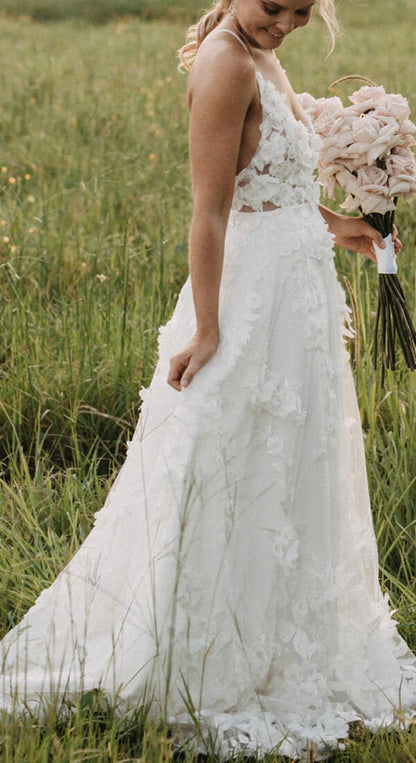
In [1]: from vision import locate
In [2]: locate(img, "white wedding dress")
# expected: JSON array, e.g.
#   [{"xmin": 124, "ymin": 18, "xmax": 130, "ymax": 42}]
[{"xmin": 1, "ymin": 31, "xmax": 416, "ymax": 761}]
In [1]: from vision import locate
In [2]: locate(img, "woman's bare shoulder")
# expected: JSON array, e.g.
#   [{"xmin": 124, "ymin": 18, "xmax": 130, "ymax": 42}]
[{"xmin": 187, "ymin": 31, "xmax": 256, "ymax": 110}]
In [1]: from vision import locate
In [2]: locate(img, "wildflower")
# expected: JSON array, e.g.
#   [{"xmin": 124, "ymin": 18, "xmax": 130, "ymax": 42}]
[
  {"xmin": 8, "ymin": 177, "xmax": 16, "ymax": 184},
  {"xmin": 10, "ymin": 245, "xmax": 18, "ymax": 253},
  {"xmin": 81, "ymin": 262, "xmax": 87, "ymax": 269},
  {"xmin": 1, "ymin": 166, "xmax": 7, "ymax": 173},
  {"xmin": 165, "ymin": 76, "xmax": 172, "ymax": 83},
  {"xmin": 2, "ymin": 236, "xmax": 9, "ymax": 243},
  {"xmin": 0, "ymin": 220, "xmax": 6, "ymax": 226},
  {"xmin": 27, "ymin": 194, "xmax": 35, "ymax": 203},
  {"xmin": 28, "ymin": 227, "xmax": 35, "ymax": 234},
  {"xmin": 24, "ymin": 173, "xmax": 31, "ymax": 180},
  {"xmin": 96, "ymin": 273, "xmax": 107, "ymax": 282},
  {"xmin": 149, "ymin": 153, "xmax": 156, "ymax": 161}
]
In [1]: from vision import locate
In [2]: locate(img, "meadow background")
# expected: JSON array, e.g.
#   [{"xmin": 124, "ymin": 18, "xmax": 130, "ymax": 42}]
[{"xmin": 0, "ymin": 0, "xmax": 416, "ymax": 759}]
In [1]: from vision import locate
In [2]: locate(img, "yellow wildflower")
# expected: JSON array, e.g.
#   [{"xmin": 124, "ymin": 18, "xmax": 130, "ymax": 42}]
[
  {"xmin": 149, "ymin": 153, "xmax": 156, "ymax": 161},
  {"xmin": 24, "ymin": 173, "xmax": 31, "ymax": 180},
  {"xmin": 0, "ymin": 220, "xmax": 6, "ymax": 226},
  {"xmin": 28, "ymin": 227, "xmax": 35, "ymax": 234},
  {"xmin": 27, "ymin": 194, "xmax": 35, "ymax": 203},
  {"xmin": 1, "ymin": 166, "xmax": 7, "ymax": 173},
  {"xmin": 2, "ymin": 236, "xmax": 9, "ymax": 243},
  {"xmin": 8, "ymin": 177, "xmax": 17, "ymax": 185}
]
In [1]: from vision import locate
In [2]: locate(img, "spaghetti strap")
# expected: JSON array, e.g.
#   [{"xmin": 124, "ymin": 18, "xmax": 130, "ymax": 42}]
[{"xmin": 210, "ymin": 28, "xmax": 250, "ymax": 54}]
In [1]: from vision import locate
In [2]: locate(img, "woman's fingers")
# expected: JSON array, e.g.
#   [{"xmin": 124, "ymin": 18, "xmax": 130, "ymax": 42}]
[
  {"xmin": 333, "ymin": 217, "xmax": 401, "ymax": 262},
  {"xmin": 361, "ymin": 221, "xmax": 384, "ymax": 250},
  {"xmin": 167, "ymin": 335, "xmax": 219, "ymax": 391},
  {"xmin": 168, "ymin": 355, "xmax": 203, "ymax": 390},
  {"xmin": 392, "ymin": 224, "xmax": 402, "ymax": 254},
  {"xmin": 167, "ymin": 349, "xmax": 207, "ymax": 390},
  {"xmin": 180, "ymin": 358, "xmax": 201, "ymax": 389},
  {"xmin": 167, "ymin": 352, "xmax": 189, "ymax": 391}
]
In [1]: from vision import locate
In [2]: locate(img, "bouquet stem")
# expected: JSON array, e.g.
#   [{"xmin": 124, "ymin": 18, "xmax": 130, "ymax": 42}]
[{"xmin": 364, "ymin": 209, "xmax": 416, "ymax": 385}]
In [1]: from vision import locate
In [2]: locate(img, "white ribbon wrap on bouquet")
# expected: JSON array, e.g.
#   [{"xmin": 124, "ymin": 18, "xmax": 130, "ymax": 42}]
[{"xmin": 373, "ymin": 233, "xmax": 397, "ymax": 274}]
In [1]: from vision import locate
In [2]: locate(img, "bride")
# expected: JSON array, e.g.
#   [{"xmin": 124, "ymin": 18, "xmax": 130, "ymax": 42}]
[{"xmin": 2, "ymin": 0, "xmax": 416, "ymax": 759}]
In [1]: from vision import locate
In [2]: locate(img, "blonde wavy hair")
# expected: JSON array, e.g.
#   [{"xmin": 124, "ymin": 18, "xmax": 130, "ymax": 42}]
[{"xmin": 178, "ymin": 0, "xmax": 339, "ymax": 71}]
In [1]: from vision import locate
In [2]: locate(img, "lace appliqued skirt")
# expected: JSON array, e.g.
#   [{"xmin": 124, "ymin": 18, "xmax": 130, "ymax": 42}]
[{"xmin": 2, "ymin": 202, "xmax": 416, "ymax": 761}]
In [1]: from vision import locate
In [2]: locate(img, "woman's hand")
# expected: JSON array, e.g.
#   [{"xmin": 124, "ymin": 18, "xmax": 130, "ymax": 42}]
[
  {"xmin": 167, "ymin": 331, "xmax": 219, "ymax": 391},
  {"xmin": 319, "ymin": 206, "xmax": 402, "ymax": 262}
]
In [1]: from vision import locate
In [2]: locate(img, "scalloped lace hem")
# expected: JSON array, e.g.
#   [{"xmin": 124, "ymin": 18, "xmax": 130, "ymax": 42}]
[{"xmin": 169, "ymin": 704, "xmax": 416, "ymax": 761}]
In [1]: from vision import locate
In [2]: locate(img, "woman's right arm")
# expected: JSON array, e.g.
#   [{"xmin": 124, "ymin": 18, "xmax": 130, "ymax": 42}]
[{"xmin": 167, "ymin": 41, "xmax": 255, "ymax": 391}]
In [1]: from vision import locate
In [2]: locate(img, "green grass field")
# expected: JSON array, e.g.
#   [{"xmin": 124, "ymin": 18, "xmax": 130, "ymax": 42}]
[{"xmin": 1, "ymin": 0, "xmax": 416, "ymax": 760}]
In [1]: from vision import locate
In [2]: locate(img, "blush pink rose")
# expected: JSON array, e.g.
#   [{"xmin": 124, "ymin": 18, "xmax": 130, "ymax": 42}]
[
  {"xmin": 317, "ymin": 161, "xmax": 344, "ymax": 197},
  {"xmin": 375, "ymin": 93, "xmax": 411, "ymax": 123},
  {"xmin": 385, "ymin": 148, "xmax": 416, "ymax": 176},
  {"xmin": 341, "ymin": 191, "xmax": 395, "ymax": 215},
  {"xmin": 340, "ymin": 194, "xmax": 361, "ymax": 213},
  {"xmin": 386, "ymin": 150, "xmax": 416, "ymax": 196},
  {"xmin": 356, "ymin": 166, "xmax": 390, "ymax": 195},
  {"xmin": 358, "ymin": 193, "xmax": 396, "ymax": 214},
  {"xmin": 365, "ymin": 121, "xmax": 403, "ymax": 164},
  {"xmin": 338, "ymin": 166, "xmax": 391, "ymax": 214},
  {"xmin": 297, "ymin": 92, "xmax": 323, "ymax": 121},
  {"xmin": 400, "ymin": 119, "xmax": 416, "ymax": 136},
  {"xmin": 301, "ymin": 95, "xmax": 345, "ymax": 138},
  {"xmin": 351, "ymin": 115, "xmax": 379, "ymax": 143},
  {"xmin": 335, "ymin": 167, "xmax": 361, "ymax": 195},
  {"xmin": 348, "ymin": 85, "xmax": 386, "ymax": 114}
]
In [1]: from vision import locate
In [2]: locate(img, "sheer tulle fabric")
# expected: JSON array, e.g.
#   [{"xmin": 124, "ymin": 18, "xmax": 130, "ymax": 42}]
[{"xmin": 1, "ymin": 64, "xmax": 416, "ymax": 762}]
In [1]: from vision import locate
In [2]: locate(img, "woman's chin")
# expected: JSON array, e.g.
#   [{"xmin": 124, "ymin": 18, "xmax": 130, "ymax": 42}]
[{"xmin": 267, "ymin": 33, "xmax": 285, "ymax": 45}]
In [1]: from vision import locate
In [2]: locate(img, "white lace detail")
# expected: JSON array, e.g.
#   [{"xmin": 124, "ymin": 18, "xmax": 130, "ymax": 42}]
[{"xmin": 233, "ymin": 70, "xmax": 322, "ymax": 212}]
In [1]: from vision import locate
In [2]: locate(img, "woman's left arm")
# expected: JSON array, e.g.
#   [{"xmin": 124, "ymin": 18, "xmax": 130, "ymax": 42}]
[{"xmin": 319, "ymin": 204, "xmax": 402, "ymax": 262}]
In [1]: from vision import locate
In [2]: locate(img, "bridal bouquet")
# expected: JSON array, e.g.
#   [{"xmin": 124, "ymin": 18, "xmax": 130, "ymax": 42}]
[{"xmin": 299, "ymin": 82, "xmax": 416, "ymax": 380}]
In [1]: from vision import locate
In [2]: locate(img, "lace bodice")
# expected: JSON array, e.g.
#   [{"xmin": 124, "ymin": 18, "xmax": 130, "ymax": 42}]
[
  {"xmin": 233, "ymin": 69, "xmax": 322, "ymax": 212},
  {"xmin": 198, "ymin": 28, "xmax": 322, "ymax": 213}
]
